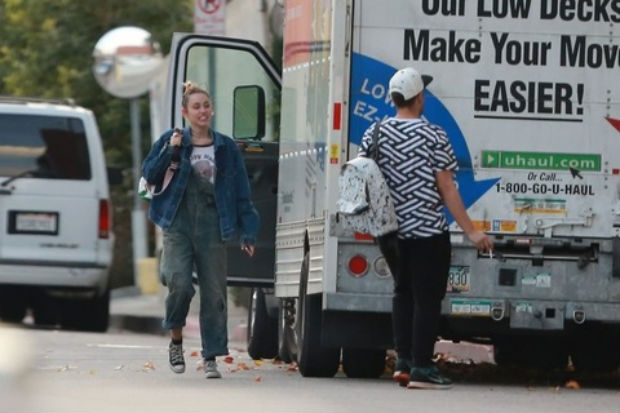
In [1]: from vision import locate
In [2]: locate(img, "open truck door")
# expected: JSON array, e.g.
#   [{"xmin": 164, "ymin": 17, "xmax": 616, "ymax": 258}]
[{"xmin": 166, "ymin": 34, "xmax": 281, "ymax": 288}]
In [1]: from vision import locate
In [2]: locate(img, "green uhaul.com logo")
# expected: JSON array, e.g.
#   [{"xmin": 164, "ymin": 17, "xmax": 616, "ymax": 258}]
[{"xmin": 481, "ymin": 151, "xmax": 601, "ymax": 171}]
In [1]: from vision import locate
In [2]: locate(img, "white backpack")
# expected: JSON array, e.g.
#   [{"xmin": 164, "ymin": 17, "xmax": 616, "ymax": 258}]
[{"xmin": 336, "ymin": 123, "xmax": 398, "ymax": 237}]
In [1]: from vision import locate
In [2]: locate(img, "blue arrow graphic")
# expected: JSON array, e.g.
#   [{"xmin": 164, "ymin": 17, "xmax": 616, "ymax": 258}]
[{"xmin": 349, "ymin": 53, "xmax": 498, "ymax": 224}]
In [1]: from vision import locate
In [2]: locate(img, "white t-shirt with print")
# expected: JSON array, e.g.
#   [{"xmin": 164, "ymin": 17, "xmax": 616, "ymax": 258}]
[{"xmin": 190, "ymin": 144, "xmax": 216, "ymax": 185}]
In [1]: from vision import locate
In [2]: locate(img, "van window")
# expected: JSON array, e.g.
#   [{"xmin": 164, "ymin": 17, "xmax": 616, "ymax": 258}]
[{"xmin": 0, "ymin": 114, "xmax": 91, "ymax": 180}]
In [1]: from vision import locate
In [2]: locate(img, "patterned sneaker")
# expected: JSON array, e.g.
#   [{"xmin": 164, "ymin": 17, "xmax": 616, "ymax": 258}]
[
  {"xmin": 204, "ymin": 359, "xmax": 222, "ymax": 379},
  {"xmin": 168, "ymin": 341, "xmax": 185, "ymax": 374},
  {"xmin": 407, "ymin": 365, "xmax": 452, "ymax": 389},
  {"xmin": 392, "ymin": 358, "xmax": 412, "ymax": 386}
]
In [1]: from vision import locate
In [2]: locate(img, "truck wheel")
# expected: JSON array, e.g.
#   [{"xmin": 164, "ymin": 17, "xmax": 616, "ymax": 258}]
[
  {"xmin": 493, "ymin": 335, "xmax": 568, "ymax": 370},
  {"xmin": 570, "ymin": 326, "xmax": 620, "ymax": 372},
  {"xmin": 277, "ymin": 298, "xmax": 295, "ymax": 363},
  {"xmin": 247, "ymin": 288, "xmax": 278, "ymax": 360},
  {"xmin": 342, "ymin": 348, "xmax": 386, "ymax": 378},
  {"xmin": 296, "ymin": 252, "xmax": 340, "ymax": 377}
]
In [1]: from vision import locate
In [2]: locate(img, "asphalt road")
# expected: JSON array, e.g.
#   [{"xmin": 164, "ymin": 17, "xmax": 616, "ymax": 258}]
[{"xmin": 1, "ymin": 325, "xmax": 618, "ymax": 413}]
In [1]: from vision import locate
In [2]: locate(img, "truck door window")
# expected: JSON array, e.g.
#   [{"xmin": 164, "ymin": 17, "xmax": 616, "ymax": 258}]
[{"xmin": 186, "ymin": 45, "xmax": 280, "ymax": 142}]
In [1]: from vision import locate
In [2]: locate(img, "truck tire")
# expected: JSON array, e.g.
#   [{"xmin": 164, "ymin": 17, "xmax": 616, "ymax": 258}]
[
  {"xmin": 247, "ymin": 288, "xmax": 278, "ymax": 360},
  {"xmin": 277, "ymin": 298, "xmax": 295, "ymax": 363},
  {"xmin": 296, "ymin": 252, "xmax": 340, "ymax": 377},
  {"xmin": 570, "ymin": 326, "xmax": 620, "ymax": 372},
  {"xmin": 342, "ymin": 348, "xmax": 386, "ymax": 378}
]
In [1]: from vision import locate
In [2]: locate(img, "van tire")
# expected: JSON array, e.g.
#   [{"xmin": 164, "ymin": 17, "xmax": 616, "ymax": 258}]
[
  {"xmin": 88, "ymin": 290, "xmax": 110, "ymax": 332},
  {"xmin": 247, "ymin": 288, "xmax": 278, "ymax": 360}
]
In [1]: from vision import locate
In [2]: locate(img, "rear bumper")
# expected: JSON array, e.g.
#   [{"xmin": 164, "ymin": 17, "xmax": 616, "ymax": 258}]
[
  {"xmin": 0, "ymin": 262, "xmax": 109, "ymax": 292},
  {"xmin": 324, "ymin": 292, "xmax": 620, "ymax": 326}
]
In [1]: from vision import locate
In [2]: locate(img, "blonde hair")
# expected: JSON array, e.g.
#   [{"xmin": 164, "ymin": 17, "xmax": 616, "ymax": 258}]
[{"xmin": 182, "ymin": 81, "xmax": 210, "ymax": 108}]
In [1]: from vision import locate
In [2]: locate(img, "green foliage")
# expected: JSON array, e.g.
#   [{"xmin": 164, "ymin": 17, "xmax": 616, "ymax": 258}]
[{"xmin": 0, "ymin": 0, "xmax": 193, "ymax": 287}]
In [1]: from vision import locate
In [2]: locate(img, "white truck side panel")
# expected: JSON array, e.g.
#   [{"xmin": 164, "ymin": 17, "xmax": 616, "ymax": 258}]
[{"xmin": 351, "ymin": 0, "xmax": 620, "ymax": 239}]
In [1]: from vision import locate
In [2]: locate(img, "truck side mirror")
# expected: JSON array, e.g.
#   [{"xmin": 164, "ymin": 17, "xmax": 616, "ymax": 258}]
[{"xmin": 233, "ymin": 85, "xmax": 265, "ymax": 140}]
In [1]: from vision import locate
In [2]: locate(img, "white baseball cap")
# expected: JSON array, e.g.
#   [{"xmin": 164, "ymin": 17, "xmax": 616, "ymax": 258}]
[{"xmin": 388, "ymin": 67, "xmax": 433, "ymax": 100}]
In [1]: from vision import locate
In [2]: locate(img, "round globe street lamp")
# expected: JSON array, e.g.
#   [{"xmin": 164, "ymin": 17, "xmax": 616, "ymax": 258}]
[{"xmin": 93, "ymin": 26, "xmax": 163, "ymax": 286}]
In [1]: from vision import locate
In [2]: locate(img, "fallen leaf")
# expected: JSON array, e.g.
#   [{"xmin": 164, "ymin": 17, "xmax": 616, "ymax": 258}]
[
  {"xmin": 254, "ymin": 360, "xmax": 263, "ymax": 367},
  {"xmin": 238, "ymin": 362, "xmax": 250, "ymax": 370},
  {"xmin": 190, "ymin": 351, "xmax": 199, "ymax": 358},
  {"xmin": 287, "ymin": 363, "xmax": 299, "ymax": 372},
  {"xmin": 224, "ymin": 356, "xmax": 234, "ymax": 364},
  {"xmin": 255, "ymin": 376, "xmax": 262, "ymax": 382},
  {"xmin": 565, "ymin": 380, "xmax": 580, "ymax": 390},
  {"xmin": 143, "ymin": 361, "xmax": 156, "ymax": 371}
]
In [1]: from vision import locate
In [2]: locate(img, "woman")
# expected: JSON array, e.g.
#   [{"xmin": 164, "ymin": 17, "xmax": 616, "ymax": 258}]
[{"xmin": 142, "ymin": 81, "xmax": 259, "ymax": 379}]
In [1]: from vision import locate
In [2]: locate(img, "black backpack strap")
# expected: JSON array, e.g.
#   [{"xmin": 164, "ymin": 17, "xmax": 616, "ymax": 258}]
[{"xmin": 369, "ymin": 121, "xmax": 381, "ymax": 161}]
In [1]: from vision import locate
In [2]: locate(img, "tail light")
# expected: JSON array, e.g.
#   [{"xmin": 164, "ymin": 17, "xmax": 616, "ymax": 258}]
[
  {"xmin": 98, "ymin": 199, "xmax": 111, "ymax": 239},
  {"xmin": 348, "ymin": 255, "xmax": 369, "ymax": 277}
]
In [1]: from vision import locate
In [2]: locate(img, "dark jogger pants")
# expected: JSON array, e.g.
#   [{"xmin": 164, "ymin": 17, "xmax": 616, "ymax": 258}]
[{"xmin": 378, "ymin": 231, "xmax": 451, "ymax": 367}]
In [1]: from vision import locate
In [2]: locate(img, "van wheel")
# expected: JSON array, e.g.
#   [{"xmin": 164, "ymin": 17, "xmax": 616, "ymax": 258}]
[
  {"xmin": 342, "ymin": 348, "xmax": 386, "ymax": 378},
  {"xmin": 247, "ymin": 288, "xmax": 278, "ymax": 360},
  {"xmin": 296, "ymin": 252, "xmax": 340, "ymax": 377}
]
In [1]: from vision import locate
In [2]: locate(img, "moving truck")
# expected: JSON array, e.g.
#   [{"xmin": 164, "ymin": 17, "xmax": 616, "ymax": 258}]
[{"xmin": 165, "ymin": 0, "xmax": 620, "ymax": 377}]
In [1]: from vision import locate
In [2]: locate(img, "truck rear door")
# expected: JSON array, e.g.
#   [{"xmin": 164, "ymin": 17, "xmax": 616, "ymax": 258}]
[{"xmin": 167, "ymin": 34, "xmax": 281, "ymax": 286}]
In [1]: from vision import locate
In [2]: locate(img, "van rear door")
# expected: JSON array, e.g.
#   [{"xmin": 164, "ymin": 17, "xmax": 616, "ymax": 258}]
[
  {"xmin": 167, "ymin": 34, "xmax": 281, "ymax": 286},
  {"xmin": 0, "ymin": 110, "xmax": 101, "ymax": 266}
]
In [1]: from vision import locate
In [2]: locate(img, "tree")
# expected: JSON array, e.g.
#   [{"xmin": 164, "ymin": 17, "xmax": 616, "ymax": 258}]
[{"xmin": 0, "ymin": 0, "xmax": 193, "ymax": 287}]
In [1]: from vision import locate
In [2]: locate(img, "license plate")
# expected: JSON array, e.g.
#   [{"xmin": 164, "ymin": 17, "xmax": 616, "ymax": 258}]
[
  {"xmin": 9, "ymin": 211, "xmax": 59, "ymax": 235},
  {"xmin": 447, "ymin": 265, "xmax": 470, "ymax": 293}
]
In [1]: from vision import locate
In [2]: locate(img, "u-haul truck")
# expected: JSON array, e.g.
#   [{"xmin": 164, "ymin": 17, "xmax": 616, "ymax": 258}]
[{"xmin": 166, "ymin": 0, "xmax": 620, "ymax": 377}]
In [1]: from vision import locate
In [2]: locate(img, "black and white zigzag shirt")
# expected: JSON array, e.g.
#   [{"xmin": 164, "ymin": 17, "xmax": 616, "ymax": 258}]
[{"xmin": 359, "ymin": 118, "xmax": 458, "ymax": 239}]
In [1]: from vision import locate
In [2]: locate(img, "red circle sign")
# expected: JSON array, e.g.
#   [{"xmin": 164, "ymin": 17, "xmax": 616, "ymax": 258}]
[{"xmin": 197, "ymin": 0, "xmax": 221, "ymax": 14}]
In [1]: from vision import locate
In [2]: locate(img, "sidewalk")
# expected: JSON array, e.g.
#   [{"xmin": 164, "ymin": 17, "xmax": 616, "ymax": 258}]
[{"xmin": 109, "ymin": 286, "xmax": 248, "ymax": 347}]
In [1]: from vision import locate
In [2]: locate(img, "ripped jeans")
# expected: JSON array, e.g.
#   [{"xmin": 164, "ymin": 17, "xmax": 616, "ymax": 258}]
[{"xmin": 160, "ymin": 174, "xmax": 229, "ymax": 360}]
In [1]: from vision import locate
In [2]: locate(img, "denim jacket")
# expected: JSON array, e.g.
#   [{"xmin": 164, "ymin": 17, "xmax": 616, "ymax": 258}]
[{"xmin": 142, "ymin": 127, "xmax": 259, "ymax": 245}]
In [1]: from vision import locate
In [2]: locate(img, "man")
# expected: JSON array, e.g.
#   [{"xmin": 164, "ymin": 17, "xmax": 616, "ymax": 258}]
[{"xmin": 359, "ymin": 67, "xmax": 492, "ymax": 389}]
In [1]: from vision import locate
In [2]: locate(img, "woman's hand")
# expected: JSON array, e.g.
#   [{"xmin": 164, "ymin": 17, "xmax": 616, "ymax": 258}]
[
  {"xmin": 170, "ymin": 130, "xmax": 182, "ymax": 147},
  {"xmin": 241, "ymin": 244, "xmax": 255, "ymax": 257}
]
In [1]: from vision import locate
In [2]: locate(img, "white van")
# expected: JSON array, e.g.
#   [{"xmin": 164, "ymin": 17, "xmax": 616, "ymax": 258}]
[{"xmin": 0, "ymin": 97, "xmax": 117, "ymax": 332}]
